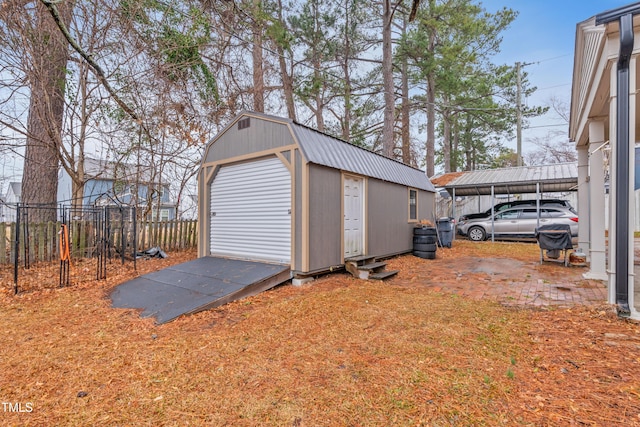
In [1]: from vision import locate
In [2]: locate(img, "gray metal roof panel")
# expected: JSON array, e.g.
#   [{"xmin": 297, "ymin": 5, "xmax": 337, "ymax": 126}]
[{"xmin": 291, "ymin": 123, "xmax": 435, "ymax": 192}]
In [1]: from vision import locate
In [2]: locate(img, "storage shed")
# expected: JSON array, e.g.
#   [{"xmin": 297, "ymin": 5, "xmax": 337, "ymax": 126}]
[{"xmin": 197, "ymin": 111, "xmax": 436, "ymax": 278}]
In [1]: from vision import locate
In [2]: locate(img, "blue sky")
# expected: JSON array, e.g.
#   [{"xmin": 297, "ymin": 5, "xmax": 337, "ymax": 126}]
[{"xmin": 481, "ymin": 0, "xmax": 635, "ymax": 151}]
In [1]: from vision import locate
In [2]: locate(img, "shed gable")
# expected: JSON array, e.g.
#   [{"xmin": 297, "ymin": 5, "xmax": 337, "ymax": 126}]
[{"xmin": 203, "ymin": 114, "xmax": 296, "ymax": 164}]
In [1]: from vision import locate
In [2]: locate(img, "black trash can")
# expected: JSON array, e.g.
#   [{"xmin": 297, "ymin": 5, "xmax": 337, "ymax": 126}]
[
  {"xmin": 413, "ymin": 226, "xmax": 437, "ymax": 259},
  {"xmin": 436, "ymin": 218, "xmax": 454, "ymax": 248}
]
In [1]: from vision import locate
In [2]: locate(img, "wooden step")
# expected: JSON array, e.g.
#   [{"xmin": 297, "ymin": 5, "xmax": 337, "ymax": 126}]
[
  {"xmin": 345, "ymin": 255, "xmax": 376, "ymax": 266},
  {"xmin": 355, "ymin": 261, "xmax": 387, "ymax": 271},
  {"xmin": 345, "ymin": 262, "xmax": 370, "ymax": 279},
  {"xmin": 369, "ymin": 270, "xmax": 399, "ymax": 280},
  {"xmin": 344, "ymin": 255, "xmax": 397, "ymax": 280}
]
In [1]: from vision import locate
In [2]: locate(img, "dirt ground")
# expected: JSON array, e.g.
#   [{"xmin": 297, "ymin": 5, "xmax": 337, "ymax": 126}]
[{"xmin": 0, "ymin": 241, "xmax": 638, "ymax": 426}]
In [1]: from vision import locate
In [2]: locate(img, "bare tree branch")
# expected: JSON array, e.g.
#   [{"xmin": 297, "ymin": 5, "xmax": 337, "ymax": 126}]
[{"xmin": 40, "ymin": 0, "xmax": 141, "ymax": 123}]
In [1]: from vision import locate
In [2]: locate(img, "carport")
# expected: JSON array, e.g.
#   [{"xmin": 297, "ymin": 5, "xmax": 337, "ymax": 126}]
[{"xmin": 432, "ymin": 162, "xmax": 581, "ymax": 242}]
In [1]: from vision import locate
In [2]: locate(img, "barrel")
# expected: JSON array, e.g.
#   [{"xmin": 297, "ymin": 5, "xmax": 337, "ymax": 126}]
[{"xmin": 413, "ymin": 226, "xmax": 437, "ymax": 259}]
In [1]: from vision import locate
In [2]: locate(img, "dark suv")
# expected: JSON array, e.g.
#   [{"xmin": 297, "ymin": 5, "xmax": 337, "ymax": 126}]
[{"xmin": 458, "ymin": 199, "xmax": 575, "ymax": 223}]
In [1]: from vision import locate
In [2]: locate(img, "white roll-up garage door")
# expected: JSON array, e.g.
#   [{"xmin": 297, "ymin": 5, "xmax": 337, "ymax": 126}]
[{"xmin": 210, "ymin": 156, "xmax": 291, "ymax": 264}]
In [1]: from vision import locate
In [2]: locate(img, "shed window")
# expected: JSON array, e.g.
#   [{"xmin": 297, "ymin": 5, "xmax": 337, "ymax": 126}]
[{"xmin": 409, "ymin": 189, "xmax": 417, "ymax": 221}]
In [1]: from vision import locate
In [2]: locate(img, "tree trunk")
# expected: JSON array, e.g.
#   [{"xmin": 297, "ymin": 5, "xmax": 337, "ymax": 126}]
[
  {"xmin": 277, "ymin": 46, "xmax": 296, "ymax": 121},
  {"xmin": 464, "ymin": 120, "xmax": 474, "ymax": 171},
  {"xmin": 274, "ymin": 0, "xmax": 296, "ymax": 121},
  {"xmin": 425, "ymin": 72, "xmax": 436, "ymax": 177},
  {"xmin": 381, "ymin": 0, "xmax": 395, "ymax": 158},
  {"xmin": 21, "ymin": 1, "xmax": 73, "ymax": 222},
  {"xmin": 452, "ymin": 116, "xmax": 459, "ymax": 172},
  {"xmin": 252, "ymin": 0, "xmax": 265, "ymax": 112},
  {"xmin": 400, "ymin": 15, "xmax": 411, "ymax": 164},
  {"xmin": 312, "ymin": 3, "xmax": 324, "ymax": 132},
  {"xmin": 314, "ymin": 65, "xmax": 324, "ymax": 131},
  {"xmin": 340, "ymin": 0, "xmax": 353, "ymax": 142},
  {"xmin": 71, "ymin": 156, "xmax": 85, "ymax": 212},
  {"xmin": 342, "ymin": 59, "xmax": 352, "ymax": 142},
  {"xmin": 442, "ymin": 106, "xmax": 451, "ymax": 173}
]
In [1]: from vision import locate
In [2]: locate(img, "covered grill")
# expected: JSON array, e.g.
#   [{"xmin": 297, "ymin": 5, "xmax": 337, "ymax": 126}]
[{"xmin": 535, "ymin": 224, "xmax": 574, "ymax": 266}]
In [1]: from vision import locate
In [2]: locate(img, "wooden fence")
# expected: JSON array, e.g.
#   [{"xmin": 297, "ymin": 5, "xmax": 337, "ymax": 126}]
[{"xmin": 0, "ymin": 219, "xmax": 198, "ymax": 265}]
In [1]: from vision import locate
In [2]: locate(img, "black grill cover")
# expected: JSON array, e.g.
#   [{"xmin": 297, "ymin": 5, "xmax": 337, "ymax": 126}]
[{"xmin": 535, "ymin": 224, "xmax": 573, "ymax": 250}]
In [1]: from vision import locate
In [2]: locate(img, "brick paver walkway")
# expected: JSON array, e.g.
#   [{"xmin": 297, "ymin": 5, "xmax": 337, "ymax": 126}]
[{"xmin": 389, "ymin": 255, "xmax": 608, "ymax": 309}]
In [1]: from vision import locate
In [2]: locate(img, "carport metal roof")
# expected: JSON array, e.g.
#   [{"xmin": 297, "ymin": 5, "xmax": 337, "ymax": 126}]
[{"xmin": 431, "ymin": 162, "xmax": 578, "ymax": 196}]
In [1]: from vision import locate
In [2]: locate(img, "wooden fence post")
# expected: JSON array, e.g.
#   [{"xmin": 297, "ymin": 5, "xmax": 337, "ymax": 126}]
[
  {"xmin": 0, "ymin": 223, "xmax": 6, "ymax": 264},
  {"xmin": 0, "ymin": 219, "xmax": 198, "ymax": 264}
]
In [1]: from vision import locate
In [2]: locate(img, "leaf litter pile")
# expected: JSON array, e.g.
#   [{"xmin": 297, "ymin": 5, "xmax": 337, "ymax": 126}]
[{"xmin": 1, "ymin": 241, "xmax": 639, "ymax": 426}]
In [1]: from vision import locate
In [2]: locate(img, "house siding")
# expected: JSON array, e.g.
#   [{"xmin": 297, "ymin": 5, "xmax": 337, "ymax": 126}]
[
  {"xmin": 307, "ymin": 164, "xmax": 342, "ymax": 272},
  {"xmin": 367, "ymin": 179, "xmax": 434, "ymax": 257}
]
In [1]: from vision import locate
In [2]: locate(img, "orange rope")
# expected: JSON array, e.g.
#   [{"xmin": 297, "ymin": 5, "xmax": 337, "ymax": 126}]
[{"xmin": 59, "ymin": 224, "xmax": 71, "ymax": 262}]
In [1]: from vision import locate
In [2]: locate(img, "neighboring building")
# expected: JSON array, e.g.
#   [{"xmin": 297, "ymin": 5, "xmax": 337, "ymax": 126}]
[
  {"xmin": 58, "ymin": 157, "xmax": 177, "ymax": 220},
  {"xmin": 570, "ymin": 3, "xmax": 640, "ymax": 319},
  {"xmin": 2, "ymin": 182, "xmax": 22, "ymax": 222},
  {"xmin": 3, "ymin": 159, "xmax": 178, "ymax": 222},
  {"xmin": 198, "ymin": 111, "xmax": 436, "ymax": 277}
]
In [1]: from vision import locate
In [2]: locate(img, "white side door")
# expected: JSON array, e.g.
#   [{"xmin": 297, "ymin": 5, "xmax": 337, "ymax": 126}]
[{"xmin": 343, "ymin": 176, "xmax": 364, "ymax": 258}]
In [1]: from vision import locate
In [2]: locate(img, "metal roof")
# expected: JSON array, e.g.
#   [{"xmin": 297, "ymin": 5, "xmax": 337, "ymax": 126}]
[
  {"xmin": 289, "ymin": 120, "xmax": 435, "ymax": 192},
  {"xmin": 433, "ymin": 163, "xmax": 578, "ymax": 196},
  {"xmin": 217, "ymin": 111, "xmax": 435, "ymax": 191}
]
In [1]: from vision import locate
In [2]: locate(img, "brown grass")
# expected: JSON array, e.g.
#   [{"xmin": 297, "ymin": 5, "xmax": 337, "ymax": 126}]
[{"xmin": 0, "ymin": 242, "xmax": 639, "ymax": 426}]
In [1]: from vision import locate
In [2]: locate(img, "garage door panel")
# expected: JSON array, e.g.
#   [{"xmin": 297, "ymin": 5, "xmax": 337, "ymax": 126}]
[{"xmin": 210, "ymin": 157, "xmax": 291, "ymax": 263}]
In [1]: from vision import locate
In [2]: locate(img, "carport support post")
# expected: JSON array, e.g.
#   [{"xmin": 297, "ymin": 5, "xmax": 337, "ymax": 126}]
[
  {"xmin": 536, "ymin": 183, "xmax": 541, "ymax": 231},
  {"xmin": 490, "ymin": 185, "xmax": 495, "ymax": 242},
  {"xmin": 452, "ymin": 187, "xmax": 456, "ymax": 220}
]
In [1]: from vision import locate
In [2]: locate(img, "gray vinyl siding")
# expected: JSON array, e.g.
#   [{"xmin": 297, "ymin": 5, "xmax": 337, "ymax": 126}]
[
  {"xmin": 367, "ymin": 180, "xmax": 424, "ymax": 257},
  {"xmin": 307, "ymin": 164, "xmax": 342, "ymax": 271},
  {"xmin": 419, "ymin": 190, "xmax": 435, "ymax": 222},
  {"xmin": 204, "ymin": 118, "xmax": 294, "ymax": 163}
]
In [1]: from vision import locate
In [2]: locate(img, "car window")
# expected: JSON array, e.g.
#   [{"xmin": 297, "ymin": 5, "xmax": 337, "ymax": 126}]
[
  {"xmin": 485, "ymin": 204, "xmax": 509, "ymax": 214},
  {"xmin": 482, "ymin": 200, "xmax": 573, "ymax": 216},
  {"xmin": 496, "ymin": 210, "xmax": 519, "ymax": 220},
  {"xmin": 543, "ymin": 208, "xmax": 563, "ymax": 217},
  {"xmin": 520, "ymin": 208, "xmax": 541, "ymax": 219}
]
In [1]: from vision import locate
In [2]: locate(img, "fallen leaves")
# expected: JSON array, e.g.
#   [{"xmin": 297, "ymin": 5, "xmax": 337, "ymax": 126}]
[{"xmin": 0, "ymin": 243, "xmax": 638, "ymax": 425}]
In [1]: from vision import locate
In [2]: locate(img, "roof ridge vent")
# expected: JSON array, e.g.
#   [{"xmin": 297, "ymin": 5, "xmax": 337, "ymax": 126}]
[{"xmin": 238, "ymin": 117, "xmax": 250, "ymax": 130}]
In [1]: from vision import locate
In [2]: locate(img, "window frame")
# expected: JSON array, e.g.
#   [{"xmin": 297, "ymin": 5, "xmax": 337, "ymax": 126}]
[{"xmin": 408, "ymin": 188, "xmax": 418, "ymax": 222}]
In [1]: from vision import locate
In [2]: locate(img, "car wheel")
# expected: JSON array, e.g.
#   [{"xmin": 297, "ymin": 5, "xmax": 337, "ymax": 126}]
[{"xmin": 468, "ymin": 226, "xmax": 486, "ymax": 242}]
